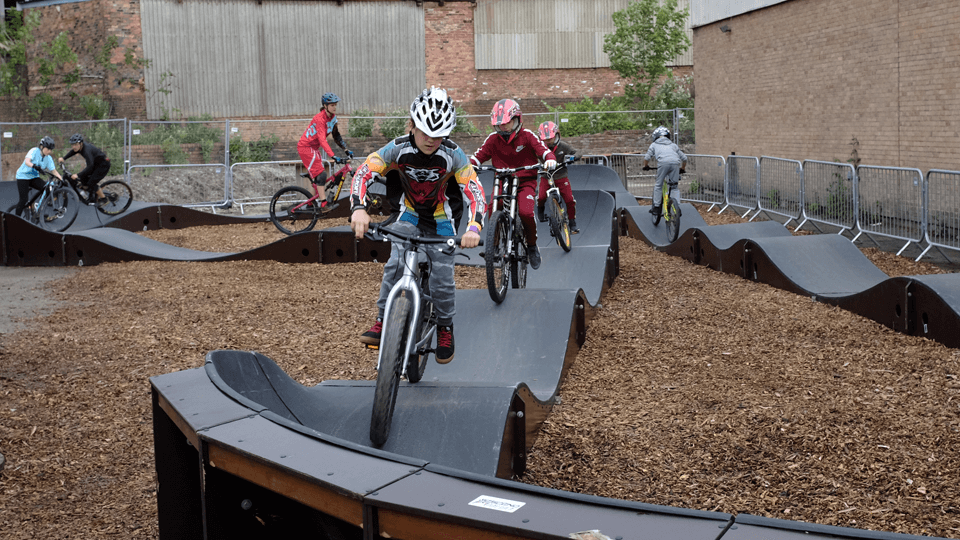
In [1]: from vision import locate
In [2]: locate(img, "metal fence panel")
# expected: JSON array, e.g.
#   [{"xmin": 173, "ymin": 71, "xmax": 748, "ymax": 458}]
[
  {"xmin": 228, "ymin": 160, "xmax": 305, "ymax": 215},
  {"xmin": 1, "ymin": 119, "xmax": 128, "ymax": 182},
  {"xmin": 853, "ymin": 165, "xmax": 925, "ymax": 255},
  {"xmin": 918, "ymin": 169, "xmax": 960, "ymax": 261},
  {"xmin": 756, "ymin": 156, "xmax": 802, "ymax": 225},
  {"xmin": 722, "ymin": 156, "xmax": 759, "ymax": 217},
  {"xmin": 609, "ymin": 153, "xmax": 647, "ymax": 197},
  {"xmin": 127, "ymin": 119, "xmax": 230, "ymax": 206},
  {"xmin": 682, "ymin": 154, "xmax": 725, "ymax": 209},
  {"xmin": 797, "ymin": 160, "xmax": 857, "ymax": 234}
]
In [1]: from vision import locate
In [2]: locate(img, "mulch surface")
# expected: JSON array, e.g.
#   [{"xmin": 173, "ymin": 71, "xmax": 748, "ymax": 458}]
[{"xmin": 1, "ymin": 206, "xmax": 958, "ymax": 538}]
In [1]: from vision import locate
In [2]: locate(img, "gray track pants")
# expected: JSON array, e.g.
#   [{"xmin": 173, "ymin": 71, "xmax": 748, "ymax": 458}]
[
  {"xmin": 376, "ymin": 221, "xmax": 457, "ymax": 326},
  {"xmin": 653, "ymin": 162, "xmax": 682, "ymax": 207}
]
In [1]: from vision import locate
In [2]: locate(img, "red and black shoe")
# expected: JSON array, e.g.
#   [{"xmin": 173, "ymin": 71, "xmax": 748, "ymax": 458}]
[
  {"xmin": 435, "ymin": 325, "xmax": 455, "ymax": 364},
  {"xmin": 360, "ymin": 318, "xmax": 382, "ymax": 347}
]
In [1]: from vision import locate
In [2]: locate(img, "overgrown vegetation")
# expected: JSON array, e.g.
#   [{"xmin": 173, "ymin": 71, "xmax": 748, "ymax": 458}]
[
  {"xmin": 347, "ymin": 110, "xmax": 375, "ymax": 139},
  {"xmin": 229, "ymin": 133, "xmax": 280, "ymax": 164},
  {"xmin": 542, "ymin": 96, "xmax": 677, "ymax": 137},
  {"xmin": 379, "ymin": 109, "xmax": 408, "ymax": 139}
]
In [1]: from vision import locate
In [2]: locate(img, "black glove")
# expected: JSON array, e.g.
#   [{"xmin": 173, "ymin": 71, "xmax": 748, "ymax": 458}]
[
  {"xmin": 642, "ymin": 165, "xmax": 652, "ymax": 171},
  {"xmin": 33, "ymin": 164, "xmax": 42, "ymax": 172},
  {"xmin": 345, "ymin": 150, "xmax": 354, "ymax": 159}
]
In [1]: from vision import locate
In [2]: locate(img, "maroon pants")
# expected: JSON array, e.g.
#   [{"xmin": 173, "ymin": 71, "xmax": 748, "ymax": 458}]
[
  {"xmin": 537, "ymin": 173, "xmax": 576, "ymax": 221},
  {"xmin": 490, "ymin": 176, "xmax": 539, "ymax": 247}
]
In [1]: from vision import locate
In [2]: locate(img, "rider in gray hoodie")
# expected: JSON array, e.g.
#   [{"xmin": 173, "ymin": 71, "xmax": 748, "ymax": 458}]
[{"xmin": 642, "ymin": 126, "xmax": 687, "ymax": 215}]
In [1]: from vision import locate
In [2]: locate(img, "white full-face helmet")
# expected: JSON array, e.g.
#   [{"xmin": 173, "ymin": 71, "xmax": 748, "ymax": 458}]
[
  {"xmin": 410, "ymin": 86, "xmax": 457, "ymax": 138},
  {"xmin": 652, "ymin": 126, "xmax": 671, "ymax": 141}
]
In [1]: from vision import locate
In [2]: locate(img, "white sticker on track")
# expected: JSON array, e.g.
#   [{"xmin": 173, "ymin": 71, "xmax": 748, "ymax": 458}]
[{"xmin": 468, "ymin": 495, "xmax": 525, "ymax": 513}]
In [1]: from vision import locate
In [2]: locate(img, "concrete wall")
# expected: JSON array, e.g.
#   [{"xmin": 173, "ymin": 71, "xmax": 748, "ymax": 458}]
[{"xmin": 694, "ymin": 0, "xmax": 960, "ymax": 170}]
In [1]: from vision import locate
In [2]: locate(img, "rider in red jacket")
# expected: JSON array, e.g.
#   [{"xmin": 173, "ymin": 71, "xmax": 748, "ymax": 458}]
[
  {"xmin": 298, "ymin": 92, "xmax": 353, "ymax": 206},
  {"xmin": 470, "ymin": 99, "xmax": 556, "ymax": 270}
]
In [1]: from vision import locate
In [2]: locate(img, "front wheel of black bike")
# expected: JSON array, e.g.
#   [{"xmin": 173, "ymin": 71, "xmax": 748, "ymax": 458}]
[
  {"xmin": 666, "ymin": 196, "xmax": 681, "ymax": 243},
  {"xmin": 40, "ymin": 188, "xmax": 79, "ymax": 232},
  {"xmin": 485, "ymin": 210, "xmax": 511, "ymax": 304},
  {"xmin": 511, "ymin": 217, "xmax": 527, "ymax": 290},
  {"xmin": 270, "ymin": 186, "xmax": 320, "ymax": 235},
  {"xmin": 547, "ymin": 194, "xmax": 571, "ymax": 252},
  {"xmin": 97, "ymin": 180, "xmax": 133, "ymax": 215},
  {"xmin": 370, "ymin": 294, "xmax": 411, "ymax": 447}
]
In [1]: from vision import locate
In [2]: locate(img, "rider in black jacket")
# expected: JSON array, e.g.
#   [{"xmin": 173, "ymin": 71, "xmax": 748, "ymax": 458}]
[{"xmin": 58, "ymin": 133, "xmax": 111, "ymax": 203}]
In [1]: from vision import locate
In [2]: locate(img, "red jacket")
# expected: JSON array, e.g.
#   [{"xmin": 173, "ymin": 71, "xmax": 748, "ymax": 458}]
[{"xmin": 470, "ymin": 127, "xmax": 556, "ymax": 180}]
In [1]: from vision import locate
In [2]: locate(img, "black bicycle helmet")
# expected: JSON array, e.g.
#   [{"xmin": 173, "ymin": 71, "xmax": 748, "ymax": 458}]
[
  {"xmin": 69, "ymin": 133, "xmax": 84, "ymax": 144},
  {"xmin": 39, "ymin": 136, "xmax": 55, "ymax": 150}
]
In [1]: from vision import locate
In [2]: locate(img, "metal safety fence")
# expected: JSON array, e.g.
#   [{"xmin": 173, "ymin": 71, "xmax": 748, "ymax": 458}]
[
  {"xmin": 0, "ymin": 119, "xmax": 128, "ymax": 182},
  {"xmin": 795, "ymin": 160, "xmax": 857, "ymax": 235},
  {"xmin": 756, "ymin": 157, "xmax": 803, "ymax": 227},
  {"xmin": 852, "ymin": 165, "xmax": 925, "ymax": 256},
  {"xmin": 609, "ymin": 153, "xmax": 649, "ymax": 198},
  {"xmin": 918, "ymin": 170, "xmax": 960, "ymax": 262},
  {"xmin": 722, "ymin": 156, "xmax": 759, "ymax": 217},
  {"xmin": 682, "ymin": 154, "xmax": 725, "ymax": 210}
]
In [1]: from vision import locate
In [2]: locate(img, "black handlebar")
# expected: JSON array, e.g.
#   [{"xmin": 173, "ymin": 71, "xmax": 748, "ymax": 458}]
[{"xmin": 366, "ymin": 222, "xmax": 482, "ymax": 248}]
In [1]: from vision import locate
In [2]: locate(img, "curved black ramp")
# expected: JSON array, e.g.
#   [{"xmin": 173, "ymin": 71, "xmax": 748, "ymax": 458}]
[
  {"xmin": 744, "ymin": 234, "xmax": 888, "ymax": 298},
  {"xmin": 203, "ymin": 287, "xmax": 586, "ymax": 478},
  {"xmin": 904, "ymin": 274, "xmax": 960, "ymax": 348},
  {"xmin": 621, "ymin": 203, "xmax": 706, "ymax": 264},
  {"xmin": 825, "ymin": 276, "xmax": 915, "ymax": 336},
  {"xmin": 1, "ymin": 213, "xmax": 69, "ymax": 266},
  {"xmin": 696, "ymin": 221, "xmax": 792, "ymax": 272}
]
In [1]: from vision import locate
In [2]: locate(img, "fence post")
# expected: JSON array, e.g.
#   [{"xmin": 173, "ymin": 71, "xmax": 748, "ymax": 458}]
[{"xmin": 225, "ymin": 119, "xmax": 233, "ymax": 205}]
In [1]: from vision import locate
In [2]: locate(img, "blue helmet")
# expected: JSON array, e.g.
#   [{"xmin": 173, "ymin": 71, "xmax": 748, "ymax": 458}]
[{"xmin": 322, "ymin": 93, "xmax": 340, "ymax": 105}]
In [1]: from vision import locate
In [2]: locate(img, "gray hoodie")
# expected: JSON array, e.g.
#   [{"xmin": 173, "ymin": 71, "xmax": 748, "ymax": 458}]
[{"xmin": 644, "ymin": 137, "xmax": 687, "ymax": 165}]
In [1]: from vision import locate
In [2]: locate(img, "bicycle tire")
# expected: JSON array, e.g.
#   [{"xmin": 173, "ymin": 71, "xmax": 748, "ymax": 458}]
[
  {"xmin": 406, "ymin": 304, "xmax": 432, "ymax": 384},
  {"xmin": 97, "ymin": 180, "xmax": 133, "ymax": 215},
  {"xmin": 547, "ymin": 194, "xmax": 572, "ymax": 252},
  {"xmin": 370, "ymin": 293, "xmax": 411, "ymax": 447},
  {"xmin": 39, "ymin": 188, "xmax": 79, "ymax": 232},
  {"xmin": 485, "ymin": 210, "xmax": 511, "ymax": 304},
  {"xmin": 667, "ymin": 196, "xmax": 681, "ymax": 243},
  {"xmin": 652, "ymin": 202, "xmax": 662, "ymax": 226},
  {"xmin": 269, "ymin": 186, "xmax": 320, "ymax": 235},
  {"xmin": 511, "ymin": 217, "xmax": 527, "ymax": 289}
]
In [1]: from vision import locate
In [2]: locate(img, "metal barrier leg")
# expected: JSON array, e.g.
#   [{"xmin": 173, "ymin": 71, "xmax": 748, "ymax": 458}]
[{"xmin": 895, "ymin": 240, "xmax": 913, "ymax": 257}]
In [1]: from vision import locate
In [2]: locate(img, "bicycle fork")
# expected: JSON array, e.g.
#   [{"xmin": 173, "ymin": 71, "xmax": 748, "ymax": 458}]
[{"xmin": 377, "ymin": 248, "xmax": 435, "ymax": 377}]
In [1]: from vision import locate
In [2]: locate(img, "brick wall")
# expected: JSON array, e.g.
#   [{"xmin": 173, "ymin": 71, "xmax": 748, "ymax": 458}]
[{"xmin": 694, "ymin": 0, "xmax": 960, "ymax": 171}]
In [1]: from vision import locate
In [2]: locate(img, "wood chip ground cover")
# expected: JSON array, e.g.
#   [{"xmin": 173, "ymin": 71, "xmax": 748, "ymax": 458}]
[{"xmin": 0, "ymin": 208, "xmax": 958, "ymax": 538}]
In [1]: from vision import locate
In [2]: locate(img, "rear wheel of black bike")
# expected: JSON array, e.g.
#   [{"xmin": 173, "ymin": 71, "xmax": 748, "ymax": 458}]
[
  {"xmin": 652, "ymin": 201, "xmax": 662, "ymax": 226},
  {"xmin": 40, "ymin": 188, "xmax": 79, "ymax": 232},
  {"xmin": 511, "ymin": 217, "xmax": 527, "ymax": 289},
  {"xmin": 370, "ymin": 294, "xmax": 411, "ymax": 447},
  {"xmin": 270, "ymin": 186, "xmax": 320, "ymax": 235},
  {"xmin": 666, "ymin": 196, "xmax": 681, "ymax": 243},
  {"xmin": 97, "ymin": 180, "xmax": 133, "ymax": 215},
  {"xmin": 485, "ymin": 210, "xmax": 511, "ymax": 304},
  {"xmin": 547, "ymin": 194, "xmax": 571, "ymax": 252}
]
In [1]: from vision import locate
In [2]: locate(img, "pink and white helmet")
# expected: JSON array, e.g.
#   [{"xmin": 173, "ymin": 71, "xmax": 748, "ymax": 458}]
[
  {"xmin": 537, "ymin": 121, "xmax": 559, "ymax": 141},
  {"xmin": 490, "ymin": 99, "xmax": 522, "ymax": 143}
]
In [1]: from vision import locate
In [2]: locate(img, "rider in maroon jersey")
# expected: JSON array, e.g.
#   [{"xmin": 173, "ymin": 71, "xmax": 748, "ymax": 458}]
[
  {"xmin": 469, "ymin": 99, "xmax": 556, "ymax": 270},
  {"xmin": 536, "ymin": 121, "xmax": 580, "ymax": 233}
]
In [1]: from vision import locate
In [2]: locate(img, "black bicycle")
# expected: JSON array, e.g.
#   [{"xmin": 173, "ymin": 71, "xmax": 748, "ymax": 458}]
[
  {"xmin": 7, "ymin": 170, "xmax": 79, "ymax": 232},
  {"xmin": 537, "ymin": 155, "xmax": 576, "ymax": 252},
  {"xmin": 61, "ymin": 163, "xmax": 134, "ymax": 216},
  {"xmin": 476, "ymin": 164, "xmax": 545, "ymax": 304},
  {"xmin": 365, "ymin": 223, "xmax": 476, "ymax": 447}
]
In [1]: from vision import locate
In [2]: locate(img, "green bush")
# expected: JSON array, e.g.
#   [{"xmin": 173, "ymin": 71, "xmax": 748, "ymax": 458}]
[
  {"xmin": 79, "ymin": 95, "xmax": 111, "ymax": 120},
  {"xmin": 451, "ymin": 107, "xmax": 480, "ymax": 135},
  {"xmin": 230, "ymin": 133, "xmax": 279, "ymax": 164},
  {"xmin": 161, "ymin": 137, "xmax": 188, "ymax": 165},
  {"xmin": 348, "ymin": 110, "xmax": 375, "ymax": 139},
  {"xmin": 379, "ymin": 109, "xmax": 409, "ymax": 139},
  {"xmin": 544, "ymin": 96, "xmax": 648, "ymax": 136}
]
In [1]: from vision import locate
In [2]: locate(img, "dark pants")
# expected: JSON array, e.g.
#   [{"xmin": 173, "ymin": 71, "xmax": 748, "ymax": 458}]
[
  {"xmin": 77, "ymin": 162, "xmax": 111, "ymax": 193},
  {"xmin": 15, "ymin": 177, "xmax": 46, "ymax": 216}
]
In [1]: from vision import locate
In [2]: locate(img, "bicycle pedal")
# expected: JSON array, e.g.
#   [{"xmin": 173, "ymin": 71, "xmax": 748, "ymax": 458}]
[{"xmin": 364, "ymin": 343, "xmax": 379, "ymax": 351}]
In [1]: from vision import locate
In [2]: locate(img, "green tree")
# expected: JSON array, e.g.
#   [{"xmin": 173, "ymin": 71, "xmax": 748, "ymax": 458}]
[{"xmin": 602, "ymin": 0, "xmax": 691, "ymax": 109}]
